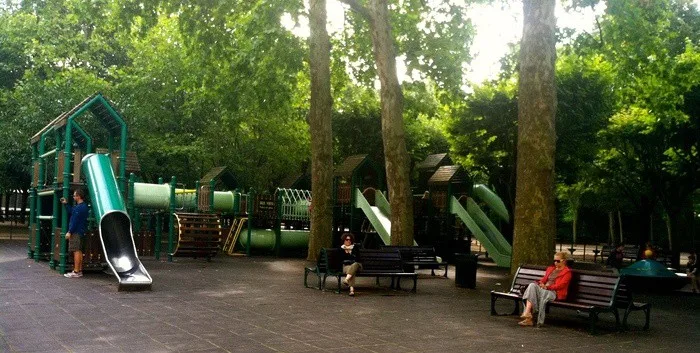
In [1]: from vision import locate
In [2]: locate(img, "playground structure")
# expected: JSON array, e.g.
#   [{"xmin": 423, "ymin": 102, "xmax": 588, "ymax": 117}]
[
  {"xmin": 333, "ymin": 153, "xmax": 513, "ymax": 267},
  {"xmin": 26, "ymin": 93, "xmax": 509, "ymax": 293},
  {"xmin": 27, "ymin": 93, "xmax": 312, "ymax": 289}
]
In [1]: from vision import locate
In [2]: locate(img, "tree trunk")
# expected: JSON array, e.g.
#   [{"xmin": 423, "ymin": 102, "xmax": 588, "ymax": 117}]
[
  {"xmin": 618, "ymin": 210, "xmax": 623, "ymax": 244},
  {"xmin": 572, "ymin": 212, "xmax": 578, "ymax": 245},
  {"xmin": 307, "ymin": 0, "xmax": 334, "ymax": 261},
  {"xmin": 664, "ymin": 211, "xmax": 673, "ymax": 251},
  {"xmin": 511, "ymin": 0, "xmax": 558, "ymax": 272},
  {"xmin": 366, "ymin": 0, "xmax": 414, "ymax": 245},
  {"xmin": 608, "ymin": 211, "xmax": 614, "ymax": 244}
]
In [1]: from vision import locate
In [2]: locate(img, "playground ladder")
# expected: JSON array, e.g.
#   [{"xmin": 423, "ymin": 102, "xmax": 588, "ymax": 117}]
[{"xmin": 223, "ymin": 217, "xmax": 247, "ymax": 255}]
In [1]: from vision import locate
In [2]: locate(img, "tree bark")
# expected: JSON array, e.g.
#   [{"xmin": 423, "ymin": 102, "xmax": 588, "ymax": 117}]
[
  {"xmin": 608, "ymin": 211, "xmax": 614, "ymax": 244},
  {"xmin": 340, "ymin": 0, "xmax": 414, "ymax": 245},
  {"xmin": 572, "ymin": 212, "xmax": 578, "ymax": 245},
  {"xmin": 307, "ymin": 0, "xmax": 334, "ymax": 260},
  {"xmin": 618, "ymin": 210, "xmax": 623, "ymax": 244},
  {"xmin": 511, "ymin": 0, "xmax": 557, "ymax": 271},
  {"xmin": 367, "ymin": 0, "xmax": 413, "ymax": 245}
]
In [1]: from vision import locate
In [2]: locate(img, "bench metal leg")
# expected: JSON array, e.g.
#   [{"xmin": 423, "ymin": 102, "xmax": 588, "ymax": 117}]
[
  {"xmin": 643, "ymin": 305, "xmax": 651, "ymax": 330},
  {"xmin": 490, "ymin": 296, "xmax": 519, "ymax": 316},
  {"xmin": 623, "ymin": 304, "xmax": 651, "ymax": 331},
  {"xmin": 443, "ymin": 265, "xmax": 448, "ymax": 278},
  {"xmin": 622, "ymin": 306, "xmax": 631, "ymax": 330},
  {"xmin": 304, "ymin": 269, "xmax": 321, "ymax": 290},
  {"xmin": 613, "ymin": 308, "xmax": 621, "ymax": 332},
  {"xmin": 336, "ymin": 276, "xmax": 341, "ymax": 294},
  {"xmin": 588, "ymin": 311, "xmax": 599, "ymax": 335}
]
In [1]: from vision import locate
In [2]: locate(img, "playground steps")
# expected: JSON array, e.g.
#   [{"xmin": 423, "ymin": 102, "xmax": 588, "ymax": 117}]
[{"xmin": 223, "ymin": 217, "xmax": 247, "ymax": 255}]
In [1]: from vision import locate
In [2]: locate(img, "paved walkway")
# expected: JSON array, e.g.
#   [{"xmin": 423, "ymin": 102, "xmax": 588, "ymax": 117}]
[{"xmin": 1, "ymin": 239, "xmax": 698, "ymax": 353}]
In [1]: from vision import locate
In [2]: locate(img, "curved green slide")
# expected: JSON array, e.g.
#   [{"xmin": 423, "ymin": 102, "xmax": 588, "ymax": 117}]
[
  {"xmin": 82, "ymin": 154, "xmax": 152, "ymax": 290},
  {"xmin": 473, "ymin": 184, "xmax": 509, "ymax": 222},
  {"xmin": 450, "ymin": 190, "xmax": 512, "ymax": 267},
  {"xmin": 354, "ymin": 188, "xmax": 417, "ymax": 246}
]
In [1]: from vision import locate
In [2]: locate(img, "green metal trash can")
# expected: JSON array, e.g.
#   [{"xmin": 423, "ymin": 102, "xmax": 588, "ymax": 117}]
[{"xmin": 454, "ymin": 253, "xmax": 478, "ymax": 288}]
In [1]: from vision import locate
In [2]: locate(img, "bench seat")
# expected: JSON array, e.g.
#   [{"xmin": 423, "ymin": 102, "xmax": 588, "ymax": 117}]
[
  {"xmin": 304, "ymin": 248, "xmax": 418, "ymax": 294},
  {"xmin": 491, "ymin": 265, "xmax": 650, "ymax": 333},
  {"xmin": 381, "ymin": 246, "xmax": 448, "ymax": 277}
]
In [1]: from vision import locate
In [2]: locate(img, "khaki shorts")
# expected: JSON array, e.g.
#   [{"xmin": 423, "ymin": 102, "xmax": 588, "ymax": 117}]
[{"xmin": 68, "ymin": 235, "xmax": 82, "ymax": 252}]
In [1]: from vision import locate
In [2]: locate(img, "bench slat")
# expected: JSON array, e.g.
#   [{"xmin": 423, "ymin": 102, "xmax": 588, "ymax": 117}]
[{"xmin": 490, "ymin": 264, "xmax": 652, "ymax": 333}]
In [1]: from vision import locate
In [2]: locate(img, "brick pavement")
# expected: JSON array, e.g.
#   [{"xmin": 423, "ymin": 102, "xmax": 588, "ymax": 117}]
[{"xmin": 1, "ymin": 239, "xmax": 698, "ymax": 353}]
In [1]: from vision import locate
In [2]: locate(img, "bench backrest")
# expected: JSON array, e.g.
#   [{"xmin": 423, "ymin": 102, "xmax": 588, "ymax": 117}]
[
  {"xmin": 614, "ymin": 280, "xmax": 634, "ymax": 309},
  {"xmin": 357, "ymin": 249, "xmax": 405, "ymax": 274},
  {"xmin": 511, "ymin": 265, "xmax": 620, "ymax": 307},
  {"xmin": 600, "ymin": 245, "xmax": 614, "ymax": 258},
  {"xmin": 510, "ymin": 265, "xmax": 547, "ymax": 294},
  {"xmin": 567, "ymin": 269, "xmax": 619, "ymax": 307},
  {"xmin": 601, "ymin": 244, "xmax": 640, "ymax": 261},
  {"xmin": 380, "ymin": 246, "xmax": 437, "ymax": 262},
  {"xmin": 623, "ymin": 245, "xmax": 640, "ymax": 260},
  {"xmin": 321, "ymin": 248, "xmax": 343, "ymax": 272}
]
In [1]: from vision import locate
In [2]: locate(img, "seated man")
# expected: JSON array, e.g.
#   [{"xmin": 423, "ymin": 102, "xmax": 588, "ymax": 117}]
[
  {"xmin": 519, "ymin": 252, "xmax": 572, "ymax": 327},
  {"xmin": 606, "ymin": 243, "xmax": 625, "ymax": 270}
]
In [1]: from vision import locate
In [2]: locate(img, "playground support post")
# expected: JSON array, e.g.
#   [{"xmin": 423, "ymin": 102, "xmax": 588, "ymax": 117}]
[
  {"xmin": 49, "ymin": 129, "xmax": 61, "ymax": 269},
  {"xmin": 128, "ymin": 173, "xmax": 135, "ymax": 220},
  {"xmin": 247, "ymin": 188, "xmax": 254, "ymax": 256},
  {"xmin": 59, "ymin": 121, "xmax": 73, "ymax": 274},
  {"xmin": 34, "ymin": 129, "xmax": 53, "ymax": 262},
  {"xmin": 168, "ymin": 176, "xmax": 176, "ymax": 262},
  {"xmin": 275, "ymin": 191, "xmax": 282, "ymax": 256},
  {"xmin": 194, "ymin": 180, "xmax": 200, "ymax": 212},
  {"xmin": 27, "ymin": 144, "xmax": 38, "ymax": 258},
  {"xmin": 209, "ymin": 179, "xmax": 215, "ymax": 213},
  {"xmin": 233, "ymin": 189, "xmax": 240, "ymax": 214},
  {"xmin": 155, "ymin": 177, "xmax": 164, "ymax": 260}
]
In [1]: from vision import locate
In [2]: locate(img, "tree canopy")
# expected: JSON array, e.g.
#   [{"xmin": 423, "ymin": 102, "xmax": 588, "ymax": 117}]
[{"xmin": 1, "ymin": 0, "xmax": 698, "ymax": 252}]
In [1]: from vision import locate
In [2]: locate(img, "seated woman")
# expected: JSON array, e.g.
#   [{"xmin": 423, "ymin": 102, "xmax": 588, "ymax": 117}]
[
  {"xmin": 519, "ymin": 251, "xmax": 572, "ymax": 327},
  {"xmin": 340, "ymin": 233, "xmax": 362, "ymax": 296}
]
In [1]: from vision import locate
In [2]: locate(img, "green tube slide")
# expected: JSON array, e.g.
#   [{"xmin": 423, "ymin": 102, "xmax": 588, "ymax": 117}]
[
  {"xmin": 132, "ymin": 183, "xmax": 234, "ymax": 212},
  {"xmin": 238, "ymin": 229, "xmax": 309, "ymax": 251},
  {"xmin": 82, "ymin": 153, "xmax": 152, "ymax": 290},
  {"xmin": 133, "ymin": 183, "xmax": 170, "ymax": 209},
  {"xmin": 212, "ymin": 191, "xmax": 235, "ymax": 213},
  {"xmin": 132, "ymin": 183, "xmax": 197, "ymax": 210}
]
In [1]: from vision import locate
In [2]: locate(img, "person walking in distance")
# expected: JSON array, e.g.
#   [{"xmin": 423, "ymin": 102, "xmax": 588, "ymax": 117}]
[{"xmin": 61, "ymin": 189, "xmax": 89, "ymax": 278}]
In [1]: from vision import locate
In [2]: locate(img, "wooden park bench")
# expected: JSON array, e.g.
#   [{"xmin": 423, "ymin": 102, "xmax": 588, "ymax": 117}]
[
  {"xmin": 304, "ymin": 248, "xmax": 343, "ymax": 290},
  {"xmin": 381, "ymin": 246, "xmax": 448, "ymax": 277},
  {"xmin": 598, "ymin": 244, "xmax": 640, "ymax": 264},
  {"xmin": 304, "ymin": 248, "xmax": 418, "ymax": 293},
  {"xmin": 490, "ymin": 265, "xmax": 650, "ymax": 333}
]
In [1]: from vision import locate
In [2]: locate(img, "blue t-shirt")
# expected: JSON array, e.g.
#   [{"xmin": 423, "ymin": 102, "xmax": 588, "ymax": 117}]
[{"xmin": 65, "ymin": 202, "xmax": 89, "ymax": 236}]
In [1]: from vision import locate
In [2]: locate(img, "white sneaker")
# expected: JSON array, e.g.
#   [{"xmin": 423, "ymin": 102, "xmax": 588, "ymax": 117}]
[{"xmin": 64, "ymin": 271, "xmax": 83, "ymax": 278}]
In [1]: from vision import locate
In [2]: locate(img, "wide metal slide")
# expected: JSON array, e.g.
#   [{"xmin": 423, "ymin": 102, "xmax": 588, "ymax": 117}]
[{"xmin": 82, "ymin": 153, "xmax": 152, "ymax": 290}]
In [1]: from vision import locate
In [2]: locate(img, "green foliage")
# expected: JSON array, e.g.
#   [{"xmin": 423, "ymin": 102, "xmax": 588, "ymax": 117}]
[{"xmin": 337, "ymin": 0, "xmax": 476, "ymax": 95}]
